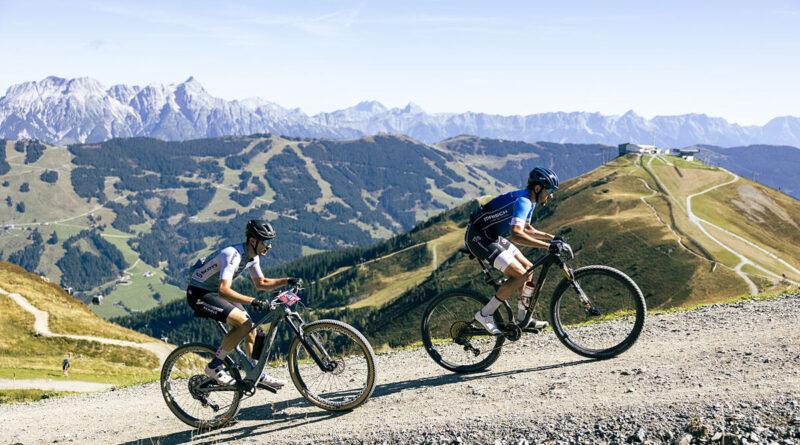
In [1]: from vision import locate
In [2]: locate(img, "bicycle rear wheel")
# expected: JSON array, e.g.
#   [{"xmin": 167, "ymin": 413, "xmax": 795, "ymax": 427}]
[
  {"xmin": 288, "ymin": 320, "xmax": 376, "ymax": 411},
  {"xmin": 550, "ymin": 266, "xmax": 646, "ymax": 359},
  {"xmin": 421, "ymin": 288, "xmax": 512, "ymax": 373},
  {"xmin": 160, "ymin": 343, "xmax": 243, "ymax": 429}
]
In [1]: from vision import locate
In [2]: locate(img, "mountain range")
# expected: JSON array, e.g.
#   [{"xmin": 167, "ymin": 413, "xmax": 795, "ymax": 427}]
[{"xmin": 2, "ymin": 76, "xmax": 800, "ymax": 147}]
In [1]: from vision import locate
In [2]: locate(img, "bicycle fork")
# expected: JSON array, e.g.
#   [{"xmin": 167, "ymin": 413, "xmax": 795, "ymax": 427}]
[
  {"xmin": 560, "ymin": 262, "xmax": 601, "ymax": 316},
  {"xmin": 286, "ymin": 316, "xmax": 338, "ymax": 373}
]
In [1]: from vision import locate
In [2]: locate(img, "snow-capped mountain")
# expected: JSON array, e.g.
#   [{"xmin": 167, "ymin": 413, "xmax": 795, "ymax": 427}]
[
  {"xmin": 0, "ymin": 76, "xmax": 354, "ymax": 145},
  {"xmin": 1, "ymin": 76, "xmax": 798, "ymax": 147}
]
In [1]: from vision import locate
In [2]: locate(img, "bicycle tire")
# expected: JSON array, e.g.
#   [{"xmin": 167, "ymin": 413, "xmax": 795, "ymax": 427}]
[
  {"xmin": 160, "ymin": 343, "xmax": 243, "ymax": 429},
  {"xmin": 421, "ymin": 288, "xmax": 512, "ymax": 373},
  {"xmin": 288, "ymin": 319, "xmax": 376, "ymax": 411},
  {"xmin": 550, "ymin": 265, "xmax": 646, "ymax": 359}
]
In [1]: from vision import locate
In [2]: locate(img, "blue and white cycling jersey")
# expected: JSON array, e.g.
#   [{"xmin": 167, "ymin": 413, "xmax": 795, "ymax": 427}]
[
  {"xmin": 187, "ymin": 243, "xmax": 264, "ymax": 291},
  {"xmin": 471, "ymin": 189, "xmax": 535, "ymax": 239}
]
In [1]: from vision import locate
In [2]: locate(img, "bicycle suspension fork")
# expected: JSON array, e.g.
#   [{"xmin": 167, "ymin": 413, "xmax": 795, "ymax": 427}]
[
  {"xmin": 557, "ymin": 260, "xmax": 600, "ymax": 316},
  {"xmin": 285, "ymin": 311, "xmax": 337, "ymax": 373}
]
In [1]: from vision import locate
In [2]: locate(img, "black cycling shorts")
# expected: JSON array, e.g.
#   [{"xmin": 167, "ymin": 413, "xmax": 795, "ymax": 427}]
[
  {"xmin": 464, "ymin": 223, "xmax": 522, "ymax": 272},
  {"xmin": 187, "ymin": 286, "xmax": 245, "ymax": 323}
]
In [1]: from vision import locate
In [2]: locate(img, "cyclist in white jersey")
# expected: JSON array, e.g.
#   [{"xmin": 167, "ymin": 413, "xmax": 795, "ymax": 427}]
[{"xmin": 186, "ymin": 219, "xmax": 299, "ymax": 388}]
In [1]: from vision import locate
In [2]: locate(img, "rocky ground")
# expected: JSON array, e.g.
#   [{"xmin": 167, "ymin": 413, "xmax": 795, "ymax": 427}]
[{"xmin": 3, "ymin": 293, "xmax": 799, "ymax": 445}]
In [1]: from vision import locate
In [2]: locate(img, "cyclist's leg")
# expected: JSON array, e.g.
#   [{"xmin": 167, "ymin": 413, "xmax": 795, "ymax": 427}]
[
  {"xmin": 220, "ymin": 307, "xmax": 255, "ymax": 354},
  {"xmin": 470, "ymin": 235, "xmax": 527, "ymax": 333},
  {"xmin": 496, "ymin": 259, "xmax": 527, "ymax": 301},
  {"xmin": 188, "ymin": 288, "xmax": 251, "ymax": 384},
  {"xmin": 513, "ymin": 246, "xmax": 533, "ymax": 281},
  {"xmin": 511, "ymin": 248, "xmax": 547, "ymax": 328}
]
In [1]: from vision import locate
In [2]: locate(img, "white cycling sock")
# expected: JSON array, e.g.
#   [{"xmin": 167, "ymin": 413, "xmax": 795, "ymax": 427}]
[
  {"xmin": 480, "ymin": 296, "xmax": 502, "ymax": 317},
  {"xmin": 215, "ymin": 347, "xmax": 231, "ymax": 360}
]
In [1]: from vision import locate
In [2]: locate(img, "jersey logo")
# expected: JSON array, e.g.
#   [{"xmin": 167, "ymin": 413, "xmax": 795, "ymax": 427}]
[{"xmin": 193, "ymin": 261, "xmax": 220, "ymax": 281}]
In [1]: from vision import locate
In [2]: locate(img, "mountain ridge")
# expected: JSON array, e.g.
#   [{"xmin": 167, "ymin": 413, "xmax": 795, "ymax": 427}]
[{"xmin": 3, "ymin": 76, "xmax": 800, "ymax": 147}]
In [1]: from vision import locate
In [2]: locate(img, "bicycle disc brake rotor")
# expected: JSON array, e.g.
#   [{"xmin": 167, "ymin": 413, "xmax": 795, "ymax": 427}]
[
  {"xmin": 450, "ymin": 321, "xmax": 471, "ymax": 344},
  {"xmin": 328, "ymin": 358, "xmax": 346, "ymax": 376}
]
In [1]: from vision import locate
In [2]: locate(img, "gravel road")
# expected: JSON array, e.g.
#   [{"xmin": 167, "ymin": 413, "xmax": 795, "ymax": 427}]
[{"xmin": 3, "ymin": 294, "xmax": 799, "ymax": 445}]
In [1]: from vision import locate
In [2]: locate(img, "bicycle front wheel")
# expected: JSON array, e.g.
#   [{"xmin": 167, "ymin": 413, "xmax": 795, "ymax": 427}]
[
  {"xmin": 421, "ymin": 288, "xmax": 512, "ymax": 373},
  {"xmin": 288, "ymin": 320, "xmax": 376, "ymax": 411},
  {"xmin": 160, "ymin": 343, "xmax": 243, "ymax": 429},
  {"xmin": 550, "ymin": 266, "xmax": 646, "ymax": 359}
]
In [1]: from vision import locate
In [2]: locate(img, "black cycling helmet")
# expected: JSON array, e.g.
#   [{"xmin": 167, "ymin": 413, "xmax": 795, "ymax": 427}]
[
  {"xmin": 245, "ymin": 219, "xmax": 276, "ymax": 241},
  {"xmin": 527, "ymin": 166, "xmax": 559, "ymax": 191}
]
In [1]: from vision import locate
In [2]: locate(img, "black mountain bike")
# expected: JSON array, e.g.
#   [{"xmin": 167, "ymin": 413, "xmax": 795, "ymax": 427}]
[
  {"xmin": 160, "ymin": 284, "xmax": 377, "ymax": 428},
  {"xmin": 421, "ymin": 241, "xmax": 646, "ymax": 373}
]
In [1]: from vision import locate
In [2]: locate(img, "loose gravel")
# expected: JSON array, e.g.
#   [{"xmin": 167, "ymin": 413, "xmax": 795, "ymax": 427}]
[{"xmin": 3, "ymin": 293, "xmax": 798, "ymax": 445}]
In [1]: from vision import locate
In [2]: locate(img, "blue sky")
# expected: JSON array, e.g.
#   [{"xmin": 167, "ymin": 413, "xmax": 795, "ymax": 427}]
[{"xmin": 1, "ymin": 0, "xmax": 798, "ymax": 125}]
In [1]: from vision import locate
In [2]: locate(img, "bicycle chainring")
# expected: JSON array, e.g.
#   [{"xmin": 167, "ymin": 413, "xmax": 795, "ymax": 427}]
[
  {"xmin": 501, "ymin": 323, "xmax": 522, "ymax": 342},
  {"xmin": 237, "ymin": 378, "xmax": 254, "ymax": 397}
]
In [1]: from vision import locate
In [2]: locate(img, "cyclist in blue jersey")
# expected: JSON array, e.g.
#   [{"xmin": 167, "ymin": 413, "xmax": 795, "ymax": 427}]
[
  {"xmin": 186, "ymin": 219, "xmax": 300, "ymax": 388},
  {"xmin": 466, "ymin": 166, "xmax": 570, "ymax": 334}
]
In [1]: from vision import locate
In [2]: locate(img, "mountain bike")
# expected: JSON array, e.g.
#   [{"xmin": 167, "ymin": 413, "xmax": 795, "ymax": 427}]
[
  {"xmin": 421, "ymin": 240, "xmax": 646, "ymax": 373},
  {"xmin": 160, "ymin": 283, "xmax": 377, "ymax": 428}
]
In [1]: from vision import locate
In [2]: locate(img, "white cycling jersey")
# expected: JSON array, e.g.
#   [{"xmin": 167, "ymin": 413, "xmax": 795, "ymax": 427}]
[{"xmin": 187, "ymin": 243, "xmax": 264, "ymax": 291}]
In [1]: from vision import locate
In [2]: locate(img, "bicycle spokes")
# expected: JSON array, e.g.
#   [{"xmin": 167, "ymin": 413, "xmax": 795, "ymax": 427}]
[
  {"xmin": 552, "ymin": 266, "xmax": 645, "ymax": 357},
  {"xmin": 161, "ymin": 344, "xmax": 242, "ymax": 428}
]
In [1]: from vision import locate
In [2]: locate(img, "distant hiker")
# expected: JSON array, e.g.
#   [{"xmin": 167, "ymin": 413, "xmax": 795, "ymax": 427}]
[
  {"xmin": 186, "ymin": 219, "xmax": 299, "ymax": 389},
  {"xmin": 466, "ymin": 166, "xmax": 567, "ymax": 334},
  {"xmin": 62, "ymin": 356, "xmax": 70, "ymax": 378}
]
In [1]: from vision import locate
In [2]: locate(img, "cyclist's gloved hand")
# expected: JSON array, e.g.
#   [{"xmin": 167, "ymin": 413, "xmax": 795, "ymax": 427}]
[
  {"xmin": 251, "ymin": 295, "xmax": 269, "ymax": 311},
  {"xmin": 549, "ymin": 239, "xmax": 569, "ymax": 254},
  {"xmin": 287, "ymin": 277, "xmax": 302, "ymax": 286}
]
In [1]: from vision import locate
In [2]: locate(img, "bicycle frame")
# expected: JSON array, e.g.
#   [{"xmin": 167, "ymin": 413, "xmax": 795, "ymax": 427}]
[
  {"xmin": 213, "ymin": 294, "xmax": 335, "ymax": 391},
  {"xmin": 471, "ymin": 249, "xmax": 578, "ymax": 323}
]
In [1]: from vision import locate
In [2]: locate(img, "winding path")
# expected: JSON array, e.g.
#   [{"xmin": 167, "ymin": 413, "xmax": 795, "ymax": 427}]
[
  {"xmin": 0, "ymin": 286, "xmax": 174, "ymax": 392},
  {"xmin": 644, "ymin": 155, "xmax": 800, "ymax": 294}
]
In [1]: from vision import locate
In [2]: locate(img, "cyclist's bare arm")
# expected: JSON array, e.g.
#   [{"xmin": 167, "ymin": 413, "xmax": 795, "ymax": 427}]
[
  {"xmin": 509, "ymin": 225, "xmax": 551, "ymax": 249},
  {"xmin": 252, "ymin": 277, "xmax": 292, "ymax": 292},
  {"xmin": 218, "ymin": 279, "xmax": 255, "ymax": 305},
  {"xmin": 523, "ymin": 224, "xmax": 554, "ymax": 241}
]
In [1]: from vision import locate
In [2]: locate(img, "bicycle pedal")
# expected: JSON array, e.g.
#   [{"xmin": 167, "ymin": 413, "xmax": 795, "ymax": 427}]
[
  {"xmin": 256, "ymin": 382, "xmax": 279, "ymax": 393},
  {"xmin": 522, "ymin": 327, "xmax": 542, "ymax": 334}
]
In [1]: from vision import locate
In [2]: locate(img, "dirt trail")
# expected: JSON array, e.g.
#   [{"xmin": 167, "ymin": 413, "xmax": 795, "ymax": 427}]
[
  {"xmin": 0, "ymin": 378, "xmax": 113, "ymax": 392},
  {"xmin": 2, "ymin": 294, "xmax": 798, "ymax": 444},
  {"xmin": 0, "ymin": 286, "xmax": 174, "ymax": 392}
]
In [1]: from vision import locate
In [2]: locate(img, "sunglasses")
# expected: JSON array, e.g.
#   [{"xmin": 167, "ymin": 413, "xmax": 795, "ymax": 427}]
[
  {"xmin": 258, "ymin": 239, "xmax": 273, "ymax": 247},
  {"xmin": 547, "ymin": 188, "xmax": 555, "ymax": 195}
]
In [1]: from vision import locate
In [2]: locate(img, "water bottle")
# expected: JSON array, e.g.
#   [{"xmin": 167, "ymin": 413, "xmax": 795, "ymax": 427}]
[
  {"xmin": 517, "ymin": 281, "xmax": 536, "ymax": 323},
  {"xmin": 252, "ymin": 329, "xmax": 266, "ymax": 362}
]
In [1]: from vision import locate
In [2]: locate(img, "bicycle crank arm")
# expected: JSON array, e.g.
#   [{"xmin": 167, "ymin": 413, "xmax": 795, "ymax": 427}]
[{"xmin": 256, "ymin": 382, "xmax": 279, "ymax": 393}]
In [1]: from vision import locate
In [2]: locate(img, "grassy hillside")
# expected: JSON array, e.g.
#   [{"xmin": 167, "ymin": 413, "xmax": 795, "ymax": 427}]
[
  {"xmin": 642, "ymin": 154, "xmax": 800, "ymax": 285},
  {"xmin": 115, "ymin": 153, "xmax": 799, "ymax": 351},
  {"xmin": 697, "ymin": 144, "xmax": 800, "ymax": 200},
  {"xmin": 0, "ymin": 262, "xmax": 160, "ymax": 403},
  {"xmin": 2, "ymin": 135, "xmax": 610, "ymax": 319}
]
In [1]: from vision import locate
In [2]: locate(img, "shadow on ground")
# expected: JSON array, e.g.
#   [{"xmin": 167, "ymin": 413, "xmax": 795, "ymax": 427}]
[{"xmin": 123, "ymin": 358, "xmax": 595, "ymax": 444}]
